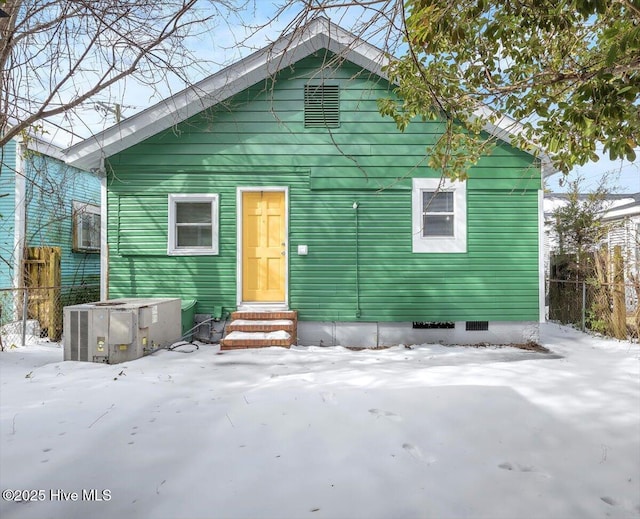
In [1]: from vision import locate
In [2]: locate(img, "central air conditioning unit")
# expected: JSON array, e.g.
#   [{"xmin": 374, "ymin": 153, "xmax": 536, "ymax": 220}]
[{"xmin": 63, "ymin": 298, "xmax": 181, "ymax": 364}]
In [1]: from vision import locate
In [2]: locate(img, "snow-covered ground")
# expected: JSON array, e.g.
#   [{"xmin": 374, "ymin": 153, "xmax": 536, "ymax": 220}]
[{"xmin": 1, "ymin": 323, "xmax": 638, "ymax": 519}]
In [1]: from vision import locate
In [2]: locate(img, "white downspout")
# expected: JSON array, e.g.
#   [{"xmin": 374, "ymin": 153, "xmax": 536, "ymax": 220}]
[
  {"xmin": 538, "ymin": 189, "xmax": 545, "ymax": 323},
  {"xmin": 13, "ymin": 137, "xmax": 26, "ymax": 289}
]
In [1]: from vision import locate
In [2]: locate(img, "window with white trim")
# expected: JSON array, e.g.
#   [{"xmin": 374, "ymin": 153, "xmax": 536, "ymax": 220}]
[
  {"xmin": 168, "ymin": 194, "xmax": 219, "ymax": 255},
  {"xmin": 72, "ymin": 201, "xmax": 100, "ymax": 253},
  {"xmin": 412, "ymin": 178, "xmax": 467, "ymax": 253}
]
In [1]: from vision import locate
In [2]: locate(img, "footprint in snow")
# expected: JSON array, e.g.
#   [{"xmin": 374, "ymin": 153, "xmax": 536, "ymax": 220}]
[
  {"xmin": 499, "ymin": 462, "xmax": 549, "ymax": 477},
  {"xmin": 600, "ymin": 496, "xmax": 616, "ymax": 506},
  {"xmin": 402, "ymin": 443, "xmax": 436, "ymax": 464},
  {"xmin": 320, "ymin": 391, "xmax": 337, "ymax": 404},
  {"xmin": 369, "ymin": 409, "xmax": 402, "ymax": 422}
]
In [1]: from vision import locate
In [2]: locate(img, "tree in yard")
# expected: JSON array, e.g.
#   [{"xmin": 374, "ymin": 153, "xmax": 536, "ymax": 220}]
[
  {"xmin": 552, "ymin": 175, "xmax": 615, "ymax": 275},
  {"xmin": 278, "ymin": 0, "xmax": 639, "ymax": 180},
  {"xmin": 549, "ymin": 174, "xmax": 629, "ymax": 336},
  {"xmin": 0, "ymin": 0, "xmax": 245, "ymax": 148}
]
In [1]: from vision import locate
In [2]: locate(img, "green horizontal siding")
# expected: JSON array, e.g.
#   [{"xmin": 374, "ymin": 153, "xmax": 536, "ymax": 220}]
[{"xmin": 106, "ymin": 53, "xmax": 541, "ymax": 322}]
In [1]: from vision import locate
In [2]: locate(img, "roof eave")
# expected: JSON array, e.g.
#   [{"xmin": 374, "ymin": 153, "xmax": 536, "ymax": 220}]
[
  {"xmin": 3, "ymin": 125, "xmax": 66, "ymax": 161},
  {"xmin": 472, "ymin": 106, "xmax": 557, "ymax": 177}
]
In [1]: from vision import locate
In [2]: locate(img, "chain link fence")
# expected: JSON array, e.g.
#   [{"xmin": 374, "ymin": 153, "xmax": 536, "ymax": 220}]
[
  {"xmin": 548, "ymin": 278, "xmax": 639, "ymax": 339},
  {"xmin": 0, "ymin": 284, "xmax": 100, "ymax": 349}
]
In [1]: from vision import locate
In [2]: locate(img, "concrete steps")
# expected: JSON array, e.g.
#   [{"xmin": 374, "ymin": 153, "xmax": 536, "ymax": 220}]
[{"xmin": 220, "ymin": 311, "xmax": 297, "ymax": 350}]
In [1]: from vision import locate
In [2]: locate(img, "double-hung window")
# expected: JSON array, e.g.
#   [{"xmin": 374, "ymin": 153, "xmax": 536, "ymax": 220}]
[
  {"xmin": 422, "ymin": 191, "xmax": 455, "ymax": 237},
  {"xmin": 72, "ymin": 201, "xmax": 101, "ymax": 253},
  {"xmin": 168, "ymin": 194, "xmax": 219, "ymax": 255},
  {"xmin": 412, "ymin": 178, "xmax": 467, "ymax": 253}
]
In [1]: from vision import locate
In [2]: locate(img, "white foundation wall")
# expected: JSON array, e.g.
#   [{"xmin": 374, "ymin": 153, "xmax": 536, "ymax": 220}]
[{"xmin": 297, "ymin": 321, "xmax": 540, "ymax": 347}]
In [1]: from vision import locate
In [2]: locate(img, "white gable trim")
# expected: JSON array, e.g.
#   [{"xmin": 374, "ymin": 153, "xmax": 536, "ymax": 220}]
[
  {"xmin": 26, "ymin": 135, "xmax": 66, "ymax": 162},
  {"xmin": 4, "ymin": 129, "xmax": 66, "ymax": 161},
  {"xmin": 472, "ymin": 105, "xmax": 554, "ymax": 178}
]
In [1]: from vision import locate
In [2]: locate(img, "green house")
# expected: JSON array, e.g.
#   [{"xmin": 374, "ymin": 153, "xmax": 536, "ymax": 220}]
[{"xmin": 65, "ymin": 19, "xmax": 551, "ymax": 347}]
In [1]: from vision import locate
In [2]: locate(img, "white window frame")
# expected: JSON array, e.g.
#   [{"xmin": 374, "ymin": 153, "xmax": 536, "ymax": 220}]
[
  {"xmin": 412, "ymin": 178, "xmax": 467, "ymax": 253},
  {"xmin": 72, "ymin": 201, "xmax": 101, "ymax": 253},
  {"xmin": 168, "ymin": 193, "xmax": 219, "ymax": 256}
]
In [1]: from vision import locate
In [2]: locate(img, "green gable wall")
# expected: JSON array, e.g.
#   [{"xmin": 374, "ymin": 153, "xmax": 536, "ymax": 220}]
[{"xmin": 105, "ymin": 52, "xmax": 541, "ymax": 322}]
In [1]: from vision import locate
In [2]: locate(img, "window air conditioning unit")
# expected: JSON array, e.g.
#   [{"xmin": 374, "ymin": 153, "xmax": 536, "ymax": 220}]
[{"xmin": 63, "ymin": 298, "xmax": 181, "ymax": 364}]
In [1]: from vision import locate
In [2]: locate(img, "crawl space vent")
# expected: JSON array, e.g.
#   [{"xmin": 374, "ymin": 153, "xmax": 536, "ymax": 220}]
[
  {"xmin": 466, "ymin": 321, "xmax": 489, "ymax": 331},
  {"xmin": 412, "ymin": 321, "xmax": 455, "ymax": 329},
  {"xmin": 304, "ymin": 84, "xmax": 340, "ymax": 128}
]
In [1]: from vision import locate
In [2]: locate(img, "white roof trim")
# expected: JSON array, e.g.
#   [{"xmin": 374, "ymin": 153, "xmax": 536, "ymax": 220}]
[
  {"xmin": 25, "ymin": 134, "xmax": 66, "ymax": 162},
  {"xmin": 602, "ymin": 201, "xmax": 640, "ymax": 221},
  {"xmin": 472, "ymin": 105, "xmax": 555, "ymax": 177},
  {"xmin": 64, "ymin": 17, "xmax": 553, "ymax": 173},
  {"xmin": 3, "ymin": 129, "xmax": 66, "ymax": 162}
]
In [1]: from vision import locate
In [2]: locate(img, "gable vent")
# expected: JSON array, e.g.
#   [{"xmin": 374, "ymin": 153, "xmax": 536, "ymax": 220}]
[{"xmin": 304, "ymin": 84, "xmax": 340, "ymax": 128}]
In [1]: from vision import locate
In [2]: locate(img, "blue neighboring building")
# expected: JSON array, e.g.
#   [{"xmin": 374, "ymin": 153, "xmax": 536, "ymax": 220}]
[{"xmin": 1, "ymin": 134, "xmax": 101, "ymax": 336}]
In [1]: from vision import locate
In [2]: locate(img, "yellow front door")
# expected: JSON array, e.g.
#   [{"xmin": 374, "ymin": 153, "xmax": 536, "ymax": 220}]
[{"xmin": 242, "ymin": 191, "xmax": 286, "ymax": 302}]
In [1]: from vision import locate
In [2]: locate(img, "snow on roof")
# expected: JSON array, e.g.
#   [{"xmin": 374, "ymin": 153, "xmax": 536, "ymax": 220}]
[
  {"xmin": 544, "ymin": 192, "xmax": 640, "ymax": 220},
  {"xmin": 601, "ymin": 194, "xmax": 640, "ymax": 220}
]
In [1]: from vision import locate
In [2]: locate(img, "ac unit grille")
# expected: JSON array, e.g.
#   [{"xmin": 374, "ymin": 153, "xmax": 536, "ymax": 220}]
[
  {"xmin": 79, "ymin": 310, "xmax": 88, "ymax": 361},
  {"xmin": 68, "ymin": 310, "xmax": 90, "ymax": 361},
  {"xmin": 70, "ymin": 311, "xmax": 79, "ymax": 360}
]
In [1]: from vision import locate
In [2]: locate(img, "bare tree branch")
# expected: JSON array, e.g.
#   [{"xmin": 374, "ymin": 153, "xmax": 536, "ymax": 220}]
[{"xmin": 0, "ymin": 0, "xmax": 245, "ymax": 147}]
